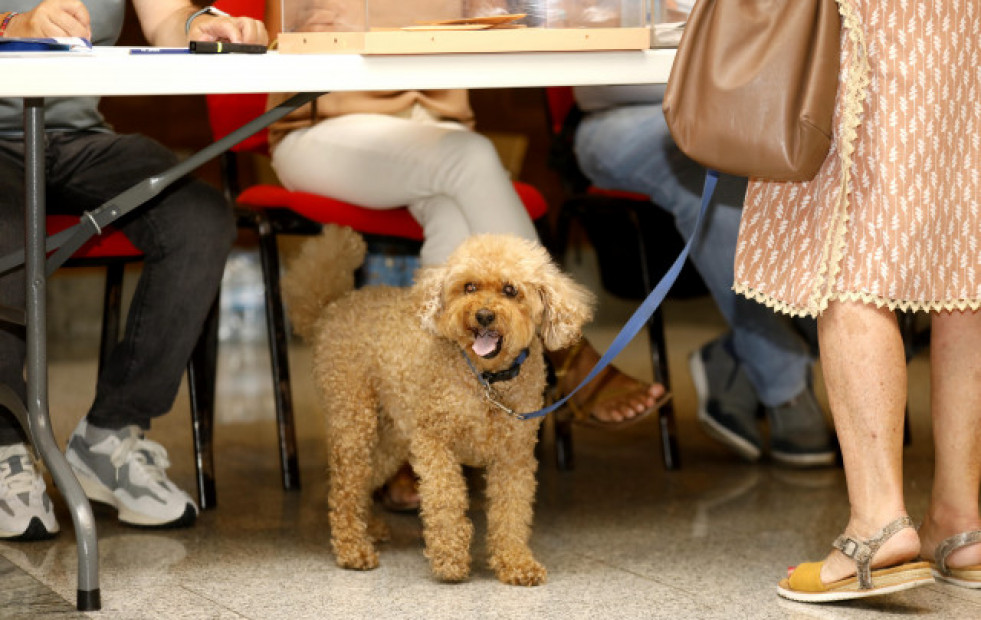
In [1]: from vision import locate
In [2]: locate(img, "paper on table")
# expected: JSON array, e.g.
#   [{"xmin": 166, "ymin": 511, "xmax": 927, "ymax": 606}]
[
  {"xmin": 414, "ymin": 13, "xmax": 526, "ymax": 27},
  {"xmin": 405, "ymin": 13, "xmax": 527, "ymax": 30},
  {"xmin": 0, "ymin": 37, "xmax": 93, "ymax": 53}
]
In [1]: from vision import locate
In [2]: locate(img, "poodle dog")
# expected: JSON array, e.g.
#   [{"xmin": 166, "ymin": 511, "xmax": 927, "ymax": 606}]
[{"xmin": 282, "ymin": 225, "xmax": 594, "ymax": 586}]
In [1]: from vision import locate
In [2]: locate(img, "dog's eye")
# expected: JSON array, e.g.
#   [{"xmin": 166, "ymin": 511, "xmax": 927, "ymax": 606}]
[
  {"xmin": 464, "ymin": 282, "xmax": 477, "ymax": 294},
  {"xmin": 502, "ymin": 284, "xmax": 518, "ymax": 298}
]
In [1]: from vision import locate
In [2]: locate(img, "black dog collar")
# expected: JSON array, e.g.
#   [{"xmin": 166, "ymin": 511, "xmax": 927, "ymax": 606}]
[
  {"xmin": 479, "ymin": 348, "xmax": 529, "ymax": 384},
  {"xmin": 460, "ymin": 348, "xmax": 532, "ymax": 419}
]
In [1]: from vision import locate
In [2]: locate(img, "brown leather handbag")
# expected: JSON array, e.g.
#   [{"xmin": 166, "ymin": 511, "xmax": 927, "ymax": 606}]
[{"xmin": 662, "ymin": 0, "xmax": 842, "ymax": 182}]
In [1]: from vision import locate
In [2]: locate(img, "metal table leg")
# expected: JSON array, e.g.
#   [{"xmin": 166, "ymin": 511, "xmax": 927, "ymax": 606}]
[
  {"xmin": 22, "ymin": 98, "xmax": 101, "ymax": 612},
  {"xmin": 2, "ymin": 92, "xmax": 323, "ymax": 612}
]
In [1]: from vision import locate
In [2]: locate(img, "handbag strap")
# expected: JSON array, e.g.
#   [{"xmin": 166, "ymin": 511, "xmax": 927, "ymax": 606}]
[{"xmin": 518, "ymin": 169, "xmax": 720, "ymax": 420}]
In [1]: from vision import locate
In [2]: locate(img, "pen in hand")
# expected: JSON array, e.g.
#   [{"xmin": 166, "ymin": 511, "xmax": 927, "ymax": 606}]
[{"xmin": 190, "ymin": 41, "xmax": 267, "ymax": 54}]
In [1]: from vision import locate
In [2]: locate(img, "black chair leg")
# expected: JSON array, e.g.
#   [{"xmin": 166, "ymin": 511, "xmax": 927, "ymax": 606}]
[
  {"xmin": 634, "ymin": 216, "xmax": 681, "ymax": 471},
  {"xmin": 550, "ymin": 204, "xmax": 577, "ymax": 471},
  {"xmin": 647, "ymin": 307, "xmax": 680, "ymax": 470},
  {"xmin": 188, "ymin": 296, "xmax": 220, "ymax": 510},
  {"xmin": 254, "ymin": 213, "xmax": 301, "ymax": 491},
  {"xmin": 554, "ymin": 416, "xmax": 575, "ymax": 470},
  {"xmin": 98, "ymin": 262, "xmax": 125, "ymax": 373}
]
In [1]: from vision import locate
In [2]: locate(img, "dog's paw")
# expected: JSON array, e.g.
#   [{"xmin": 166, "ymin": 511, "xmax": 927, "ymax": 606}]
[
  {"xmin": 333, "ymin": 540, "xmax": 380, "ymax": 571},
  {"xmin": 429, "ymin": 555, "xmax": 471, "ymax": 583},
  {"xmin": 491, "ymin": 556, "xmax": 547, "ymax": 586}
]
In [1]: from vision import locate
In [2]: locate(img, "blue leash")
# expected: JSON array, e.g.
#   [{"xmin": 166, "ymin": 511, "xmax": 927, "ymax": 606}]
[{"xmin": 517, "ymin": 170, "xmax": 719, "ymax": 421}]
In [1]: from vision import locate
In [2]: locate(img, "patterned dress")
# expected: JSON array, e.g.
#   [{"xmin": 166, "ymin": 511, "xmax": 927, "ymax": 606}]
[{"xmin": 733, "ymin": 0, "xmax": 980, "ymax": 317}]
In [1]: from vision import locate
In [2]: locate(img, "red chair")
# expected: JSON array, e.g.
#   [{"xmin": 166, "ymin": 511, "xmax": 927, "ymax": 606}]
[
  {"xmin": 45, "ymin": 216, "xmax": 220, "ymax": 509},
  {"xmin": 208, "ymin": 0, "xmax": 549, "ymax": 497},
  {"xmin": 544, "ymin": 86, "xmax": 712, "ymax": 472}
]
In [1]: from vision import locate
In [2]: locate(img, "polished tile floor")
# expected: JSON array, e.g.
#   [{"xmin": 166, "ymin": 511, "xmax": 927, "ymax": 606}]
[{"xmin": 3, "ymin": 251, "xmax": 979, "ymax": 620}]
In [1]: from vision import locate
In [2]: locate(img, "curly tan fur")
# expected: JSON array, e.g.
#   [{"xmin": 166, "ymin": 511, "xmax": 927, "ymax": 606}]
[
  {"xmin": 284, "ymin": 226, "xmax": 594, "ymax": 586},
  {"xmin": 281, "ymin": 224, "xmax": 366, "ymax": 341}
]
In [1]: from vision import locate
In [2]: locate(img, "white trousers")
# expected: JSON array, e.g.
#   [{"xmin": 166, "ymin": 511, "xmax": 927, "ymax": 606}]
[{"xmin": 270, "ymin": 112, "xmax": 539, "ymax": 266}]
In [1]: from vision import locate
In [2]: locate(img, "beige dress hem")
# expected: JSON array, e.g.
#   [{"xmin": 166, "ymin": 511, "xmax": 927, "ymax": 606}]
[{"xmin": 733, "ymin": 0, "xmax": 981, "ymax": 318}]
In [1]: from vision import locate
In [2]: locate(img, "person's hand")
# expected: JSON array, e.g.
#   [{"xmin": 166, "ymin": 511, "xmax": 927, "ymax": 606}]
[
  {"xmin": 4, "ymin": 0, "xmax": 91, "ymax": 39},
  {"xmin": 188, "ymin": 14, "xmax": 268, "ymax": 46}
]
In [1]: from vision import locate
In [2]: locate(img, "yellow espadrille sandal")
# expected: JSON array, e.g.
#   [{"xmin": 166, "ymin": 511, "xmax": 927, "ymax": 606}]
[{"xmin": 777, "ymin": 516, "xmax": 934, "ymax": 602}]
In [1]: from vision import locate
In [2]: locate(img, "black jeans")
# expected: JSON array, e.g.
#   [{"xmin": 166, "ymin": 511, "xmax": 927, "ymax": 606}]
[{"xmin": 0, "ymin": 131, "xmax": 235, "ymax": 445}]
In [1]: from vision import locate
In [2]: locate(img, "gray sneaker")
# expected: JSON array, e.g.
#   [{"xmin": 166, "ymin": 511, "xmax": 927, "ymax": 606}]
[
  {"xmin": 66, "ymin": 420, "xmax": 197, "ymax": 528},
  {"xmin": 0, "ymin": 443, "xmax": 60, "ymax": 541},
  {"xmin": 766, "ymin": 389, "xmax": 837, "ymax": 468},
  {"xmin": 689, "ymin": 335, "xmax": 762, "ymax": 461}
]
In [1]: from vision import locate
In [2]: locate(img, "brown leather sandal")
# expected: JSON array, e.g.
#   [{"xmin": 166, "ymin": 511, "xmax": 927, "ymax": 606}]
[
  {"xmin": 373, "ymin": 463, "xmax": 420, "ymax": 513},
  {"xmin": 553, "ymin": 339, "xmax": 671, "ymax": 430}
]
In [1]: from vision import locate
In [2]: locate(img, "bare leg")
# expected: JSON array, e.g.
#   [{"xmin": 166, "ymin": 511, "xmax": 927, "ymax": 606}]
[
  {"xmin": 918, "ymin": 309, "xmax": 981, "ymax": 568},
  {"xmin": 815, "ymin": 301, "xmax": 920, "ymax": 583},
  {"xmin": 376, "ymin": 462, "xmax": 420, "ymax": 512}
]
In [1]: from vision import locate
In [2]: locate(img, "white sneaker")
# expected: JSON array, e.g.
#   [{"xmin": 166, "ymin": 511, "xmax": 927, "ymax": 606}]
[
  {"xmin": 66, "ymin": 420, "xmax": 197, "ymax": 528},
  {"xmin": 0, "ymin": 443, "xmax": 60, "ymax": 540}
]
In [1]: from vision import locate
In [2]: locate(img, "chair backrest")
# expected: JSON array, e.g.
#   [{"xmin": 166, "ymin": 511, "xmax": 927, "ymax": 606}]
[
  {"xmin": 544, "ymin": 86, "xmax": 576, "ymax": 136},
  {"xmin": 214, "ymin": 0, "xmax": 265, "ymax": 18},
  {"xmin": 206, "ymin": 0, "xmax": 271, "ymax": 154},
  {"xmin": 543, "ymin": 87, "xmax": 592, "ymax": 194},
  {"xmin": 205, "ymin": 91, "xmax": 270, "ymax": 155}
]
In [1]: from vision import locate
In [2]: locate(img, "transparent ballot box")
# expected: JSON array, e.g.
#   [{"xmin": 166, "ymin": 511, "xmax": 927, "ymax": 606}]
[
  {"xmin": 277, "ymin": 0, "xmax": 652, "ymax": 54},
  {"xmin": 649, "ymin": 0, "xmax": 690, "ymax": 47}
]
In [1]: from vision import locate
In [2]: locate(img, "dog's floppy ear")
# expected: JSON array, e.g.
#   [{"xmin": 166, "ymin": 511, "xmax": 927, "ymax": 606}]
[
  {"xmin": 536, "ymin": 260, "xmax": 595, "ymax": 351},
  {"xmin": 415, "ymin": 263, "xmax": 448, "ymax": 334}
]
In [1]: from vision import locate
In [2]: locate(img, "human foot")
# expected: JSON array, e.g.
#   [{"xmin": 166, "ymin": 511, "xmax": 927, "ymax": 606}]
[
  {"xmin": 552, "ymin": 339, "xmax": 668, "ymax": 425},
  {"xmin": 689, "ymin": 334, "xmax": 762, "ymax": 461},
  {"xmin": 778, "ymin": 515, "xmax": 932, "ymax": 602},
  {"xmin": 375, "ymin": 463, "xmax": 419, "ymax": 513},
  {"xmin": 0, "ymin": 444, "xmax": 59, "ymax": 541},
  {"xmin": 66, "ymin": 421, "xmax": 197, "ymax": 528},
  {"xmin": 766, "ymin": 388, "xmax": 837, "ymax": 468},
  {"xmin": 817, "ymin": 517, "xmax": 922, "ymax": 585},
  {"xmin": 918, "ymin": 514, "xmax": 981, "ymax": 586}
]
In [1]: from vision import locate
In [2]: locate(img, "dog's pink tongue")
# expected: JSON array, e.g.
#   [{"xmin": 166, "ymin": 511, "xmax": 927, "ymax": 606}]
[{"xmin": 472, "ymin": 332, "xmax": 499, "ymax": 357}]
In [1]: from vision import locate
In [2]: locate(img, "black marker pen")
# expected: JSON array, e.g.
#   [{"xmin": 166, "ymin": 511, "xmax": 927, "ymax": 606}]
[{"xmin": 190, "ymin": 41, "xmax": 268, "ymax": 54}]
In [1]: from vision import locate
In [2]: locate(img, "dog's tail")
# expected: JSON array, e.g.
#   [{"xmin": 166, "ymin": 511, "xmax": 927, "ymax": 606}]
[{"xmin": 281, "ymin": 224, "xmax": 366, "ymax": 341}]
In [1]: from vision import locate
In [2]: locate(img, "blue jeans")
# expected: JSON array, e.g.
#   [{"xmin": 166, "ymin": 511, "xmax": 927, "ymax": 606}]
[
  {"xmin": 574, "ymin": 104, "xmax": 812, "ymax": 406},
  {"xmin": 0, "ymin": 131, "xmax": 235, "ymax": 444}
]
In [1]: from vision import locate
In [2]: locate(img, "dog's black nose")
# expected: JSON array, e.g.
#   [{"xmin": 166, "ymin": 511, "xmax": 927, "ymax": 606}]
[{"xmin": 476, "ymin": 308, "xmax": 495, "ymax": 327}]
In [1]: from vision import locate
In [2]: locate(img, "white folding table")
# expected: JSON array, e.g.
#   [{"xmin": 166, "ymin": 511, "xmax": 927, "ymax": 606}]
[{"xmin": 0, "ymin": 47, "xmax": 674, "ymax": 611}]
